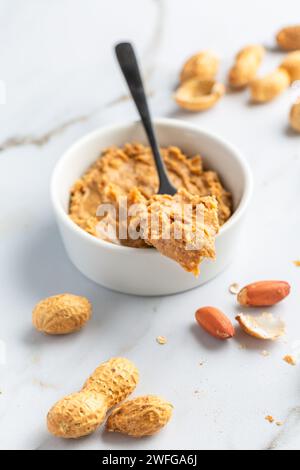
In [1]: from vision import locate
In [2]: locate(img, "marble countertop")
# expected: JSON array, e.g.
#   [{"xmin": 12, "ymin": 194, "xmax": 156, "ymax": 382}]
[{"xmin": 1, "ymin": 0, "xmax": 300, "ymax": 450}]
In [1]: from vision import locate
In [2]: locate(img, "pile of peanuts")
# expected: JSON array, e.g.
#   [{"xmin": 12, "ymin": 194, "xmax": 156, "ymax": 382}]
[
  {"xmin": 32, "ymin": 294, "xmax": 173, "ymax": 439},
  {"xmin": 175, "ymin": 25, "xmax": 300, "ymax": 133}
]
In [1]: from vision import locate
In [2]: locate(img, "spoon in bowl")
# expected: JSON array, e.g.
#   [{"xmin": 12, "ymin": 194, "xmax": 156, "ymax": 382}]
[{"xmin": 115, "ymin": 42, "xmax": 177, "ymax": 196}]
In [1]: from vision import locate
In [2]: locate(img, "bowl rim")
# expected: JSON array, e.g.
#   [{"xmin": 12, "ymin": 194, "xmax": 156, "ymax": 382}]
[{"xmin": 51, "ymin": 117, "xmax": 253, "ymax": 255}]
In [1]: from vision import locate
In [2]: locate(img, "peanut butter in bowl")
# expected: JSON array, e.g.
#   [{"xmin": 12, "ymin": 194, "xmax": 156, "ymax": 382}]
[{"xmin": 69, "ymin": 143, "xmax": 232, "ymax": 275}]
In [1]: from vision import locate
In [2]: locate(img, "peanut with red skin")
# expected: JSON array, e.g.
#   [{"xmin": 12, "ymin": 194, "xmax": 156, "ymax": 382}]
[
  {"xmin": 195, "ymin": 307, "xmax": 235, "ymax": 340},
  {"xmin": 237, "ymin": 281, "xmax": 291, "ymax": 307}
]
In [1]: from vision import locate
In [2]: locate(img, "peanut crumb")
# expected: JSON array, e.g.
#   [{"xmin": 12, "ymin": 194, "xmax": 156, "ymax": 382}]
[
  {"xmin": 238, "ymin": 343, "xmax": 247, "ymax": 350},
  {"xmin": 283, "ymin": 354, "xmax": 297, "ymax": 366},
  {"xmin": 261, "ymin": 350, "xmax": 270, "ymax": 357},
  {"xmin": 194, "ymin": 389, "xmax": 204, "ymax": 398},
  {"xmin": 229, "ymin": 283, "xmax": 240, "ymax": 295},
  {"xmin": 31, "ymin": 355, "xmax": 40, "ymax": 364},
  {"xmin": 265, "ymin": 415, "xmax": 274, "ymax": 423},
  {"xmin": 276, "ymin": 421, "xmax": 284, "ymax": 427},
  {"xmin": 156, "ymin": 335, "xmax": 167, "ymax": 345},
  {"xmin": 293, "ymin": 260, "xmax": 300, "ymax": 267}
]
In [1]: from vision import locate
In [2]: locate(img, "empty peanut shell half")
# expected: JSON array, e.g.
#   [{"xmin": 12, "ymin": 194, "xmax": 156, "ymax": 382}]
[
  {"xmin": 236, "ymin": 313, "xmax": 286, "ymax": 340},
  {"xmin": 175, "ymin": 79, "xmax": 225, "ymax": 111}
]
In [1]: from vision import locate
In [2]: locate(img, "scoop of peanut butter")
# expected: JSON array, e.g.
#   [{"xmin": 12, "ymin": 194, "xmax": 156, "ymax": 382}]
[{"xmin": 137, "ymin": 188, "xmax": 220, "ymax": 276}]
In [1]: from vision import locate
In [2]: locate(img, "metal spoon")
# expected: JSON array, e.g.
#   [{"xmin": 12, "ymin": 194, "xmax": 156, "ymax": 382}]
[{"xmin": 115, "ymin": 42, "xmax": 177, "ymax": 195}]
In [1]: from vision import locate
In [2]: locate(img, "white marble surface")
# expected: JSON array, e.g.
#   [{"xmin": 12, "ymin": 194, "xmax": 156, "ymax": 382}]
[{"xmin": 1, "ymin": 0, "xmax": 300, "ymax": 450}]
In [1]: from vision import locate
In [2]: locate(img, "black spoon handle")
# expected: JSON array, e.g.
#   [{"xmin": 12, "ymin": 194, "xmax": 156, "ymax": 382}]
[{"xmin": 115, "ymin": 42, "xmax": 176, "ymax": 195}]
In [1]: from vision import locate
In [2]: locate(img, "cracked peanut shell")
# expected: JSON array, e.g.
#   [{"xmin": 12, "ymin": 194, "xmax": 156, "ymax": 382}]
[
  {"xmin": 236, "ymin": 313, "xmax": 286, "ymax": 340},
  {"xmin": 32, "ymin": 293, "xmax": 92, "ymax": 335},
  {"xmin": 290, "ymin": 101, "xmax": 300, "ymax": 132},
  {"xmin": 180, "ymin": 50, "xmax": 219, "ymax": 83},
  {"xmin": 277, "ymin": 25, "xmax": 300, "ymax": 51},
  {"xmin": 106, "ymin": 395, "xmax": 173, "ymax": 437},
  {"xmin": 47, "ymin": 391, "xmax": 107, "ymax": 438},
  {"xmin": 175, "ymin": 78, "xmax": 225, "ymax": 111},
  {"xmin": 281, "ymin": 51, "xmax": 300, "ymax": 83},
  {"xmin": 250, "ymin": 68, "xmax": 290, "ymax": 102},
  {"xmin": 83, "ymin": 357, "xmax": 139, "ymax": 407},
  {"xmin": 228, "ymin": 45, "xmax": 265, "ymax": 89}
]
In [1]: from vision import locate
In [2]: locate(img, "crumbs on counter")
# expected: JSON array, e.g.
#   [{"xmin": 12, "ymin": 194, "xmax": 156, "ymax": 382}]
[
  {"xmin": 229, "ymin": 283, "xmax": 240, "ymax": 295},
  {"xmin": 265, "ymin": 415, "xmax": 275, "ymax": 423},
  {"xmin": 283, "ymin": 354, "xmax": 297, "ymax": 366},
  {"xmin": 261, "ymin": 350, "xmax": 270, "ymax": 357},
  {"xmin": 156, "ymin": 336, "xmax": 167, "ymax": 345},
  {"xmin": 32, "ymin": 379, "xmax": 58, "ymax": 390},
  {"xmin": 265, "ymin": 415, "xmax": 284, "ymax": 426},
  {"xmin": 193, "ymin": 389, "xmax": 205, "ymax": 398}
]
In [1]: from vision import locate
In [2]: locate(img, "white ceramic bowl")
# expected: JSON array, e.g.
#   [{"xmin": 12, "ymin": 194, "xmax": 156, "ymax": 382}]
[{"xmin": 51, "ymin": 118, "xmax": 252, "ymax": 296}]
